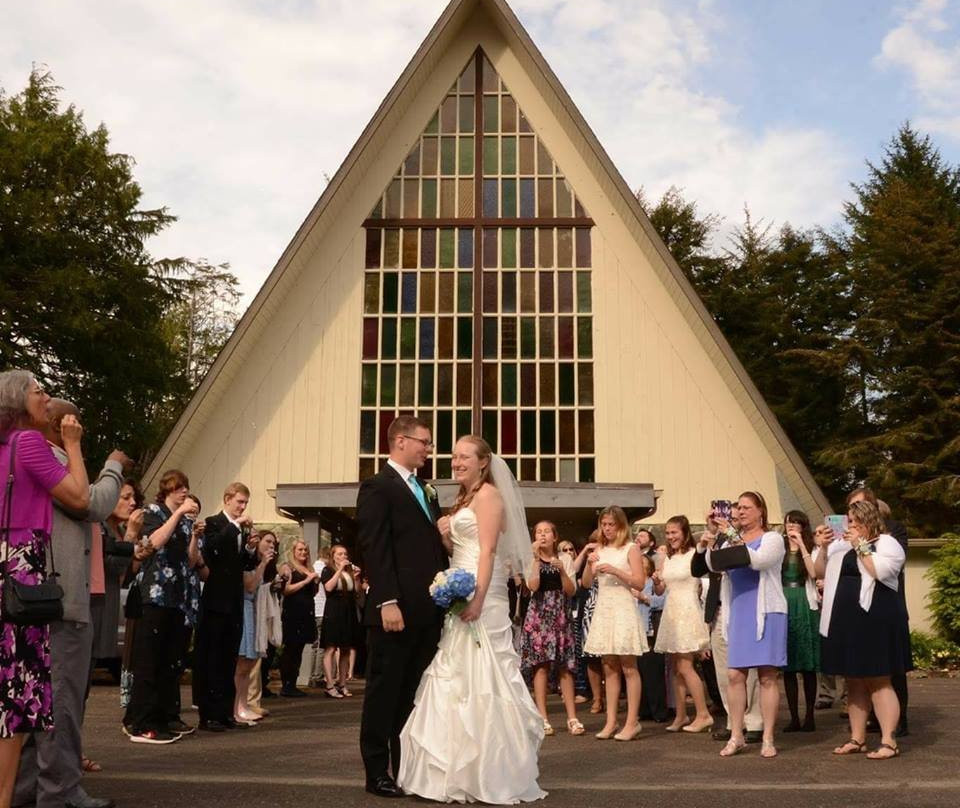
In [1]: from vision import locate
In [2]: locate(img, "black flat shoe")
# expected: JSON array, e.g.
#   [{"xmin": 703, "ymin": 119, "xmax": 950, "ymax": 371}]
[
  {"xmin": 744, "ymin": 730, "xmax": 763, "ymax": 744},
  {"xmin": 712, "ymin": 728, "xmax": 732, "ymax": 741},
  {"xmin": 365, "ymin": 775, "xmax": 405, "ymax": 798},
  {"xmin": 782, "ymin": 721, "xmax": 802, "ymax": 733},
  {"xmin": 198, "ymin": 720, "xmax": 227, "ymax": 732}
]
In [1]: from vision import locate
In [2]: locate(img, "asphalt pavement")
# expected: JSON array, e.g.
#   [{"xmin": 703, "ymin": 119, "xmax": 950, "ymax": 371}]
[{"xmin": 77, "ymin": 675, "xmax": 960, "ymax": 808}]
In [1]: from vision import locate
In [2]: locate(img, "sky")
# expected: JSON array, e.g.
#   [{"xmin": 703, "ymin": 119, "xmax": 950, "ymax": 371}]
[{"xmin": 4, "ymin": 0, "xmax": 960, "ymax": 303}]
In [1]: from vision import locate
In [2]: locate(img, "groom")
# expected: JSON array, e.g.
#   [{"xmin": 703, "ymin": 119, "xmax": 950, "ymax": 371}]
[{"xmin": 358, "ymin": 415, "xmax": 448, "ymax": 798}]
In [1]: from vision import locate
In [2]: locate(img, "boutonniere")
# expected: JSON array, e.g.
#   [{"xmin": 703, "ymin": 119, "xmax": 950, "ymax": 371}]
[{"xmin": 423, "ymin": 483, "xmax": 438, "ymax": 502}]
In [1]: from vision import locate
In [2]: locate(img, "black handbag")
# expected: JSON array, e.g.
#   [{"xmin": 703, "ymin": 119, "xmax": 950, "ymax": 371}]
[
  {"xmin": 708, "ymin": 543, "xmax": 752, "ymax": 572},
  {"xmin": 1, "ymin": 433, "xmax": 65, "ymax": 626}
]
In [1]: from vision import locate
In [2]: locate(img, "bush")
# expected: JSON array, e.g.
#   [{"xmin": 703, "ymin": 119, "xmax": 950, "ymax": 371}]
[
  {"xmin": 926, "ymin": 533, "xmax": 960, "ymax": 644},
  {"xmin": 911, "ymin": 630, "xmax": 960, "ymax": 670}
]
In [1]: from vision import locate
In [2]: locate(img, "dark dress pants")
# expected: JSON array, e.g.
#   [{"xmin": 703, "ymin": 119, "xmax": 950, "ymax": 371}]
[
  {"xmin": 195, "ymin": 609, "xmax": 242, "ymax": 723},
  {"xmin": 638, "ymin": 611, "xmax": 668, "ymax": 721},
  {"xmin": 127, "ymin": 605, "xmax": 183, "ymax": 733},
  {"xmin": 360, "ymin": 622, "xmax": 441, "ymax": 783}
]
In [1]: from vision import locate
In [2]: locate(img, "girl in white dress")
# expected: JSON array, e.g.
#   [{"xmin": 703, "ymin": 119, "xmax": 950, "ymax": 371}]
[
  {"xmin": 582, "ymin": 506, "xmax": 647, "ymax": 741},
  {"xmin": 653, "ymin": 515, "xmax": 713, "ymax": 732},
  {"xmin": 398, "ymin": 436, "xmax": 546, "ymax": 804}
]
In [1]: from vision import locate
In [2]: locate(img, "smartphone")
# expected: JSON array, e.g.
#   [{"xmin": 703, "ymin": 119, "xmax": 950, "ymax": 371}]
[
  {"xmin": 711, "ymin": 500, "xmax": 733, "ymax": 521},
  {"xmin": 825, "ymin": 514, "xmax": 848, "ymax": 541}
]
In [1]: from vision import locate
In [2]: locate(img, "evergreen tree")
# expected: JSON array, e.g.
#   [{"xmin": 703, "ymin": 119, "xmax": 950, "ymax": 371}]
[
  {"xmin": 820, "ymin": 125, "xmax": 960, "ymax": 534},
  {"xmin": 642, "ymin": 189, "xmax": 850, "ymax": 505},
  {"xmin": 0, "ymin": 69, "xmax": 240, "ymax": 469}
]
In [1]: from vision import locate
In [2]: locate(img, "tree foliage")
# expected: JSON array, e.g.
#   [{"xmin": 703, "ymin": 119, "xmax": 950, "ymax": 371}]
[
  {"xmin": 642, "ymin": 127, "xmax": 960, "ymax": 536},
  {"xmin": 819, "ymin": 126, "xmax": 960, "ymax": 535},
  {"xmin": 640, "ymin": 189, "xmax": 852, "ymax": 506},
  {"xmin": 0, "ymin": 69, "xmax": 238, "ymax": 469},
  {"xmin": 0, "ymin": 69, "xmax": 179, "ymax": 465},
  {"xmin": 926, "ymin": 534, "xmax": 960, "ymax": 645}
]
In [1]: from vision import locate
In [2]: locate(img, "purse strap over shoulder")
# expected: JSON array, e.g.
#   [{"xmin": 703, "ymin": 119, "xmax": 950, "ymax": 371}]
[
  {"xmin": 0, "ymin": 433, "xmax": 58, "ymax": 580},
  {"xmin": 1, "ymin": 433, "xmax": 20, "ymax": 577}
]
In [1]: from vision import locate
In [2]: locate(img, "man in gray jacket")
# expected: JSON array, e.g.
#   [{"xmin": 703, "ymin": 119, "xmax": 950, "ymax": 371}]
[{"xmin": 14, "ymin": 400, "xmax": 127, "ymax": 808}]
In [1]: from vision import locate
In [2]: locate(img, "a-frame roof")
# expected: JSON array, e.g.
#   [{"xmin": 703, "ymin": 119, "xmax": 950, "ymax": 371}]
[{"xmin": 143, "ymin": 0, "xmax": 831, "ymax": 518}]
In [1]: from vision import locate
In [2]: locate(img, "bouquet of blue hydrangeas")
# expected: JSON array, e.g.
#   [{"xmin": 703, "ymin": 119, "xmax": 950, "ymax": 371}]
[{"xmin": 429, "ymin": 568, "xmax": 480, "ymax": 646}]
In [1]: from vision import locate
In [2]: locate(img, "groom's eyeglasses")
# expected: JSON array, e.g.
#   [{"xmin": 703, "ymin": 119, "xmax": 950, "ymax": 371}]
[{"xmin": 402, "ymin": 435, "xmax": 435, "ymax": 450}]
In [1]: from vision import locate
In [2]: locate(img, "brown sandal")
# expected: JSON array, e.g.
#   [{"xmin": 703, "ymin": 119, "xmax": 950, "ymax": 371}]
[
  {"xmin": 81, "ymin": 757, "xmax": 102, "ymax": 773},
  {"xmin": 866, "ymin": 743, "xmax": 900, "ymax": 760},
  {"xmin": 832, "ymin": 738, "xmax": 867, "ymax": 755}
]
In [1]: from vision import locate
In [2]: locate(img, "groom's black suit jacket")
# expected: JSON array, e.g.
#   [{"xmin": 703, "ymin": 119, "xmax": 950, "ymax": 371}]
[{"xmin": 357, "ymin": 464, "xmax": 448, "ymax": 628}]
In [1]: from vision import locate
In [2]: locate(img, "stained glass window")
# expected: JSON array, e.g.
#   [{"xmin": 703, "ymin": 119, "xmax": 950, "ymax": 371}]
[{"xmin": 360, "ymin": 51, "xmax": 595, "ymax": 483}]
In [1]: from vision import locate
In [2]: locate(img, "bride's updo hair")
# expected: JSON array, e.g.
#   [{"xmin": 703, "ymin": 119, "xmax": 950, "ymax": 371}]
[{"xmin": 451, "ymin": 434, "xmax": 493, "ymax": 514}]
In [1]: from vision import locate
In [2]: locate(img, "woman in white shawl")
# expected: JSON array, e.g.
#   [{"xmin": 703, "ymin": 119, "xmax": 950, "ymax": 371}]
[{"xmin": 815, "ymin": 500, "xmax": 911, "ymax": 760}]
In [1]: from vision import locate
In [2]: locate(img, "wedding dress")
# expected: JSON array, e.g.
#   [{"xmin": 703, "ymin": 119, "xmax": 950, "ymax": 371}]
[{"xmin": 397, "ymin": 506, "xmax": 547, "ymax": 804}]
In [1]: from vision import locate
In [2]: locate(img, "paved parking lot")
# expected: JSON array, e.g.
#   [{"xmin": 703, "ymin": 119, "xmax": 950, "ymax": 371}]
[{"xmin": 77, "ymin": 675, "xmax": 959, "ymax": 808}]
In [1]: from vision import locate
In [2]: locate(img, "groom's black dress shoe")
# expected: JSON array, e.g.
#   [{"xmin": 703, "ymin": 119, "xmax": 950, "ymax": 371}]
[{"xmin": 365, "ymin": 776, "xmax": 405, "ymax": 798}]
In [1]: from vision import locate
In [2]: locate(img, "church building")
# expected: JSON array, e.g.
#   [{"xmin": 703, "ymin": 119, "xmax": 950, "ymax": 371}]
[{"xmin": 143, "ymin": 0, "xmax": 831, "ymax": 555}]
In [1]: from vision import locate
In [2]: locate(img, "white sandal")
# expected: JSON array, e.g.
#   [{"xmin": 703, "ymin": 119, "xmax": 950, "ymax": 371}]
[
  {"xmin": 542, "ymin": 720, "xmax": 555, "ymax": 736},
  {"xmin": 567, "ymin": 718, "xmax": 585, "ymax": 736}
]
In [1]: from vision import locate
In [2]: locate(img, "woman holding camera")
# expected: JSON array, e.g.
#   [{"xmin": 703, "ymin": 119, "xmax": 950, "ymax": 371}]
[
  {"xmin": 706, "ymin": 491, "xmax": 786, "ymax": 758},
  {"xmin": 279, "ymin": 540, "xmax": 320, "ymax": 698},
  {"xmin": 0, "ymin": 371, "xmax": 91, "ymax": 805},
  {"xmin": 126, "ymin": 470, "xmax": 203, "ymax": 744},
  {"xmin": 520, "ymin": 521, "xmax": 581, "ymax": 736},
  {"xmin": 582, "ymin": 506, "xmax": 647, "ymax": 741},
  {"xmin": 653, "ymin": 515, "xmax": 712, "ymax": 733},
  {"xmin": 319, "ymin": 544, "xmax": 359, "ymax": 698},
  {"xmin": 781, "ymin": 510, "xmax": 820, "ymax": 732},
  {"xmin": 816, "ymin": 500, "xmax": 910, "ymax": 760},
  {"xmin": 234, "ymin": 531, "xmax": 277, "ymax": 723}
]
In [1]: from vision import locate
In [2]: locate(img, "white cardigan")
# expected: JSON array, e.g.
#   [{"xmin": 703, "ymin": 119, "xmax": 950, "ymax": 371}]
[
  {"xmin": 708, "ymin": 531, "xmax": 787, "ymax": 642},
  {"xmin": 819, "ymin": 533, "xmax": 904, "ymax": 638}
]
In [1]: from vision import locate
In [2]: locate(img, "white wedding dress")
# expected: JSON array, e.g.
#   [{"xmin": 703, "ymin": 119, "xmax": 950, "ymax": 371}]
[{"xmin": 397, "ymin": 507, "xmax": 547, "ymax": 804}]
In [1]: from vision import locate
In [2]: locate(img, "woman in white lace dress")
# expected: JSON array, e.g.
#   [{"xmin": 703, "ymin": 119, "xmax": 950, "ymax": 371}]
[
  {"xmin": 653, "ymin": 515, "xmax": 712, "ymax": 732},
  {"xmin": 582, "ymin": 506, "xmax": 647, "ymax": 741},
  {"xmin": 398, "ymin": 437, "xmax": 546, "ymax": 804}
]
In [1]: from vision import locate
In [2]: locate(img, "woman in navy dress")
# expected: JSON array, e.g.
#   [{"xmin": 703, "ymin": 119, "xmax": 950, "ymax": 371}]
[{"xmin": 816, "ymin": 500, "xmax": 910, "ymax": 760}]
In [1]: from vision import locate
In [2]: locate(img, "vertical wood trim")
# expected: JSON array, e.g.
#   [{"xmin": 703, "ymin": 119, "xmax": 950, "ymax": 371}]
[{"xmin": 471, "ymin": 47, "xmax": 484, "ymax": 433}]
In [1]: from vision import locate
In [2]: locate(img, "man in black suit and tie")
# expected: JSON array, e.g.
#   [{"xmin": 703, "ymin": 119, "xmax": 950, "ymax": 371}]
[
  {"xmin": 358, "ymin": 415, "xmax": 447, "ymax": 798},
  {"xmin": 194, "ymin": 482, "xmax": 257, "ymax": 732}
]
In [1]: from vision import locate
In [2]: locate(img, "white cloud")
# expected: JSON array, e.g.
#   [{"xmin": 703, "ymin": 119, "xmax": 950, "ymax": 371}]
[
  {"xmin": 1, "ymin": 0, "xmax": 852, "ymax": 303},
  {"xmin": 515, "ymin": 0, "xmax": 849, "ymax": 239},
  {"xmin": 875, "ymin": 0, "xmax": 960, "ymax": 140}
]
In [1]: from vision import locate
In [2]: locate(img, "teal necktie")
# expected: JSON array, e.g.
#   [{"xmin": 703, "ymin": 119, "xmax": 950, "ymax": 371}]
[{"xmin": 408, "ymin": 475, "xmax": 431, "ymax": 519}]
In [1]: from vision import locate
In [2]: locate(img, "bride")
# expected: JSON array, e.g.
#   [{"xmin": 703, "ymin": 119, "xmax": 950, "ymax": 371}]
[{"xmin": 397, "ymin": 436, "xmax": 547, "ymax": 804}]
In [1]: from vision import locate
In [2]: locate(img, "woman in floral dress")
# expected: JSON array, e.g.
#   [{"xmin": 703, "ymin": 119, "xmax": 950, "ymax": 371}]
[
  {"xmin": 520, "ymin": 521, "xmax": 582, "ymax": 736},
  {"xmin": 1, "ymin": 370, "xmax": 90, "ymax": 805}
]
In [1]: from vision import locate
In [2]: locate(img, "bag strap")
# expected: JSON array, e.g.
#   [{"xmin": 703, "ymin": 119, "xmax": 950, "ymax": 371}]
[
  {"xmin": 0, "ymin": 433, "xmax": 58, "ymax": 580},
  {"xmin": 1, "ymin": 433, "xmax": 20, "ymax": 578}
]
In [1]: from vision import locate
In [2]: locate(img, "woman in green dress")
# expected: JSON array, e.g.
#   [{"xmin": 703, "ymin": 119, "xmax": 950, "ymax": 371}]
[{"xmin": 781, "ymin": 510, "xmax": 820, "ymax": 732}]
